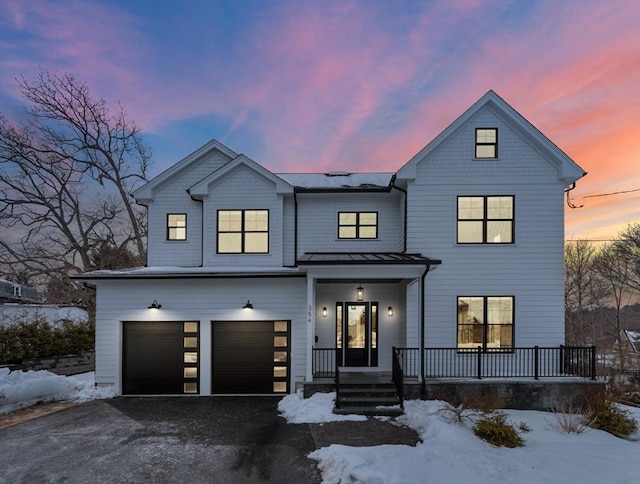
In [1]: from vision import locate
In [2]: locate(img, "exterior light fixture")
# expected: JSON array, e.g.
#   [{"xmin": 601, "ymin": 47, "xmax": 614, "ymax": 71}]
[
  {"xmin": 243, "ymin": 300, "xmax": 254, "ymax": 309},
  {"xmin": 322, "ymin": 307, "xmax": 327, "ymax": 317},
  {"xmin": 357, "ymin": 283, "xmax": 364, "ymax": 301},
  {"xmin": 388, "ymin": 306, "xmax": 393, "ymax": 317},
  {"xmin": 148, "ymin": 300, "xmax": 162, "ymax": 309}
]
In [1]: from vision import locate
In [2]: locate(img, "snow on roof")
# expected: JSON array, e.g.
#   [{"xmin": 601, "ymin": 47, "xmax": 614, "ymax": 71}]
[
  {"xmin": 277, "ymin": 172, "xmax": 394, "ymax": 190},
  {"xmin": 75, "ymin": 266, "xmax": 304, "ymax": 279}
]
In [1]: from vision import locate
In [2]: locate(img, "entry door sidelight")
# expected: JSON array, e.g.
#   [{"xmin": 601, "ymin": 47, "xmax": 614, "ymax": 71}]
[{"xmin": 337, "ymin": 302, "xmax": 378, "ymax": 367}]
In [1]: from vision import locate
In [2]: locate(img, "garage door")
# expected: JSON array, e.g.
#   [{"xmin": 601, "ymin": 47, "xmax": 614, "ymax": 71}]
[
  {"xmin": 123, "ymin": 321, "xmax": 199, "ymax": 395},
  {"xmin": 212, "ymin": 320, "xmax": 289, "ymax": 394}
]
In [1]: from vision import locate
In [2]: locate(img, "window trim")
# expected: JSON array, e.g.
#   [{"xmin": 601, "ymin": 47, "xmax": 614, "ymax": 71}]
[
  {"xmin": 456, "ymin": 195, "xmax": 515, "ymax": 244},
  {"xmin": 166, "ymin": 213, "xmax": 187, "ymax": 241},
  {"xmin": 475, "ymin": 127, "xmax": 498, "ymax": 159},
  {"xmin": 337, "ymin": 211, "xmax": 378, "ymax": 239},
  {"xmin": 216, "ymin": 209, "xmax": 270, "ymax": 254},
  {"xmin": 456, "ymin": 296, "xmax": 515, "ymax": 353}
]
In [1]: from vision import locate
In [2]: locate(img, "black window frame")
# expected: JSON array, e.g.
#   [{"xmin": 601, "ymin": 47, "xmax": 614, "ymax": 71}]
[
  {"xmin": 456, "ymin": 195, "xmax": 515, "ymax": 244},
  {"xmin": 456, "ymin": 296, "xmax": 514, "ymax": 353},
  {"xmin": 475, "ymin": 127, "xmax": 498, "ymax": 159},
  {"xmin": 167, "ymin": 213, "xmax": 187, "ymax": 241},
  {"xmin": 216, "ymin": 209, "xmax": 270, "ymax": 254},
  {"xmin": 337, "ymin": 211, "xmax": 378, "ymax": 239}
]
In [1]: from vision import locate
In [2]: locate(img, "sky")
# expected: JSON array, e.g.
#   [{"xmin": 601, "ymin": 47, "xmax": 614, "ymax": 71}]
[
  {"xmin": 0, "ymin": 0, "xmax": 638, "ymax": 242},
  {"xmin": 1, "ymin": 370, "xmax": 639, "ymax": 483}
]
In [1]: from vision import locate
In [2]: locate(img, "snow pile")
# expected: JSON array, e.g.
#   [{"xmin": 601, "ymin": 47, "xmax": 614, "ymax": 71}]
[
  {"xmin": 281, "ymin": 392, "xmax": 640, "ymax": 484},
  {"xmin": 0, "ymin": 368, "xmax": 116, "ymax": 414},
  {"xmin": 278, "ymin": 390, "xmax": 367, "ymax": 423}
]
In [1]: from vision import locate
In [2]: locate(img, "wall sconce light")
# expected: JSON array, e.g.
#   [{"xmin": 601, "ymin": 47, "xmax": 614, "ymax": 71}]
[
  {"xmin": 322, "ymin": 307, "xmax": 327, "ymax": 317},
  {"xmin": 148, "ymin": 300, "xmax": 162, "ymax": 309},
  {"xmin": 388, "ymin": 306, "xmax": 393, "ymax": 317},
  {"xmin": 243, "ymin": 300, "xmax": 254, "ymax": 309},
  {"xmin": 357, "ymin": 283, "xmax": 364, "ymax": 301}
]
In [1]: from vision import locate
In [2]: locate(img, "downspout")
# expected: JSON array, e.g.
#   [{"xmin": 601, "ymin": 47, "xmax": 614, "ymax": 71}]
[
  {"xmin": 293, "ymin": 190, "xmax": 299, "ymax": 266},
  {"xmin": 420, "ymin": 264, "xmax": 430, "ymax": 394},
  {"xmin": 390, "ymin": 175, "xmax": 408, "ymax": 253}
]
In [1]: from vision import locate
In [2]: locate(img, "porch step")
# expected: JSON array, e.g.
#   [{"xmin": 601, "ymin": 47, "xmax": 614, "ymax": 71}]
[{"xmin": 334, "ymin": 379, "xmax": 403, "ymax": 416}]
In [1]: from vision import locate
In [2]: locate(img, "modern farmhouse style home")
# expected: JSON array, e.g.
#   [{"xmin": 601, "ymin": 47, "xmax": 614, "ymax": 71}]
[{"xmin": 77, "ymin": 91, "xmax": 588, "ymax": 400}]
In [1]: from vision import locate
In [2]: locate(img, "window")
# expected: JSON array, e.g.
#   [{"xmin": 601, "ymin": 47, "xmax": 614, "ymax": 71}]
[
  {"xmin": 476, "ymin": 128, "xmax": 498, "ymax": 158},
  {"xmin": 457, "ymin": 296, "xmax": 513, "ymax": 351},
  {"xmin": 457, "ymin": 196, "xmax": 514, "ymax": 243},
  {"xmin": 167, "ymin": 214, "xmax": 186, "ymax": 240},
  {"xmin": 217, "ymin": 210, "xmax": 269, "ymax": 253},
  {"xmin": 338, "ymin": 212, "xmax": 378, "ymax": 239}
]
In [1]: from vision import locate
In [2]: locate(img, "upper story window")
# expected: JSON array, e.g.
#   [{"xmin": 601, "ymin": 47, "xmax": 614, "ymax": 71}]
[
  {"xmin": 338, "ymin": 212, "xmax": 378, "ymax": 239},
  {"xmin": 167, "ymin": 214, "xmax": 187, "ymax": 240},
  {"xmin": 217, "ymin": 210, "xmax": 269, "ymax": 253},
  {"xmin": 457, "ymin": 296, "xmax": 514, "ymax": 351},
  {"xmin": 457, "ymin": 196, "xmax": 514, "ymax": 244},
  {"xmin": 475, "ymin": 128, "xmax": 498, "ymax": 158}
]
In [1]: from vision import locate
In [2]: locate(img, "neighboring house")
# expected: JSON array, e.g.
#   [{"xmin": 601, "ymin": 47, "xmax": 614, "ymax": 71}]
[
  {"xmin": 0, "ymin": 303, "xmax": 88, "ymax": 328},
  {"xmin": 0, "ymin": 278, "xmax": 40, "ymax": 304},
  {"xmin": 76, "ymin": 91, "xmax": 586, "ymax": 396}
]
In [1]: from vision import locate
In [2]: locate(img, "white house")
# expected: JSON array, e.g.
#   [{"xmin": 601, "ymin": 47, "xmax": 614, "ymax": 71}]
[{"xmin": 77, "ymin": 91, "xmax": 586, "ymax": 396}]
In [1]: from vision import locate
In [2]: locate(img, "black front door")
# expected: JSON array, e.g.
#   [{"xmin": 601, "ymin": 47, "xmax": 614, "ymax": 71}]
[{"xmin": 337, "ymin": 302, "xmax": 378, "ymax": 367}]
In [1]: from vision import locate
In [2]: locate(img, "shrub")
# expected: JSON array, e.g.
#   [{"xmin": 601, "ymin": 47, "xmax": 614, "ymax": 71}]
[
  {"xmin": 589, "ymin": 400, "xmax": 638, "ymax": 438},
  {"xmin": 473, "ymin": 412, "xmax": 524, "ymax": 448}
]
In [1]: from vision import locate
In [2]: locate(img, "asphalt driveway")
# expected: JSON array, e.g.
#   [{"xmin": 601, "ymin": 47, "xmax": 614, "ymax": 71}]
[{"xmin": 0, "ymin": 397, "xmax": 322, "ymax": 484}]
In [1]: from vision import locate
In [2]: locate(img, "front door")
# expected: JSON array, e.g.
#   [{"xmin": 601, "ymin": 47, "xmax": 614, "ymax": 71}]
[{"xmin": 337, "ymin": 302, "xmax": 378, "ymax": 367}]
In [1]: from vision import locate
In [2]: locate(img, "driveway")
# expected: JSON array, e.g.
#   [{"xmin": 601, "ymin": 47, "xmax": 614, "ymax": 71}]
[{"xmin": 0, "ymin": 397, "xmax": 322, "ymax": 483}]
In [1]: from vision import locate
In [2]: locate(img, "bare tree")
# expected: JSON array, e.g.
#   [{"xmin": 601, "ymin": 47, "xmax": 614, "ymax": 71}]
[
  {"xmin": 614, "ymin": 223, "xmax": 640, "ymax": 295},
  {"xmin": 0, "ymin": 71, "xmax": 149, "ymax": 296}
]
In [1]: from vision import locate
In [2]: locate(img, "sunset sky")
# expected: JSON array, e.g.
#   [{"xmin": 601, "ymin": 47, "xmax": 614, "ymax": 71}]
[{"xmin": 0, "ymin": 0, "xmax": 638, "ymax": 241}]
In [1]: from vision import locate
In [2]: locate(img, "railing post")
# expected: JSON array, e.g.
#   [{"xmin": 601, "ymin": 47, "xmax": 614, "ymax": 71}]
[
  {"xmin": 559, "ymin": 344, "xmax": 564, "ymax": 375},
  {"xmin": 335, "ymin": 348, "xmax": 340, "ymax": 408},
  {"xmin": 534, "ymin": 346, "xmax": 539, "ymax": 380},
  {"xmin": 477, "ymin": 346, "xmax": 482, "ymax": 379},
  {"xmin": 590, "ymin": 345, "xmax": 597, "ymax": 380}
]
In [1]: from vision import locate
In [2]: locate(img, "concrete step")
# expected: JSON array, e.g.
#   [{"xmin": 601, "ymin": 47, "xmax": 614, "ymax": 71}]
[
  {"xmin": 338, "ymin": 396, "xmax": 401, "ymax": 405},
  {"xmin": 333, "ymin": 406, "xmax": 403, "ymax": 417}
]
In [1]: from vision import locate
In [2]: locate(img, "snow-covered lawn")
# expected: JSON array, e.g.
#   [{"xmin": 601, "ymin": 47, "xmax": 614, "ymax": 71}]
[
  {"xmin": 2, "ymin": 370, "xmax": 639, "ymax": 483},
  {"xmin": 279, "ymin": 390, "xmax": 640, "ymax": 484},
  {"xmin": 0, "ymin": 368, "xmax": 115, "ymax": 414}
]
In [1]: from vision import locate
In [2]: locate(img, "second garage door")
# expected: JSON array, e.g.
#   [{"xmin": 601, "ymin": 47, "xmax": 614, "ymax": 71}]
[{"xmin": 212, "ymin": 320, "xmax": 289, "ymax": 394}]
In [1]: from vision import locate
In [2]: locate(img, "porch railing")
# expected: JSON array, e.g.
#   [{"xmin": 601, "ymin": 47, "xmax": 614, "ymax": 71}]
[
  {"xmin": 394, "ymin": 347, "xmax": 420, "ymax": 378},
  {"xmin": 312, "ymin": 347, "xmax": 337, "ymax": 378},
  {"xmin": 391, "ymin": 347, "xmax": 405, "ymax": 409},
  {"xmin": 423, "ymin": 346, "xmax": 597, "ymax": 380}
]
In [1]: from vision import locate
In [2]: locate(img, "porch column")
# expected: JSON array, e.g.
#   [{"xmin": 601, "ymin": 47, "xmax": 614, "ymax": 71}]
[{"xmin": 305, "ymin": 275, "xmax": 316, "ymax": 382}]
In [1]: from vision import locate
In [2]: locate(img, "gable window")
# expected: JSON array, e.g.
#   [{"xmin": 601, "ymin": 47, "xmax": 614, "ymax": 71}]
[
  {"xmin": 338, "ymin": 212, "xmax": 378, "ymax": 239},
  {"xmin": 167, "ymin": 214, "xmax": 187, "ymax": 240},
  {"xmin": 457, "ymin": 296, "xmax": 514, "ymax": 351},
  {"xmin": 217, "ymin": 210, "xmax": 269, "ymax": 253},
  {"xmin": 475, "ymin": 128, "xmax": 498, "ymax": 158},
  {"xmin": 457, "ymin": 196, "xmax": 514, "ymax": 244}
]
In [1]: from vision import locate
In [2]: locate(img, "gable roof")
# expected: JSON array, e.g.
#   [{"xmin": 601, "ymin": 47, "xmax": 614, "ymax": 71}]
[
  {"xmin": 133, "ymin": 139, "xmax": 238, "ymax": 203},
  {"xmin": 396, "ymin": 90, "xmax": 586, "ymax": 183},
  {"xmin": 188, "ymin": 154, "xmax": 293, "ymax": 198}
]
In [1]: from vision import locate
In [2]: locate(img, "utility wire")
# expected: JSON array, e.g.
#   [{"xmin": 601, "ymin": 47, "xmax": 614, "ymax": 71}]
[{"xmin": 582, "ymin": 188, "xmax": 640, "ymax": 199}]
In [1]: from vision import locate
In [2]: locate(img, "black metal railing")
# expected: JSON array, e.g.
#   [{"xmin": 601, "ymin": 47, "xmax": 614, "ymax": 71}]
[
  {"xmin": 312, "ymin": 347, "xmax": 337, "ymax": 378},
  {"xmin": 423, "ymin": 346, "xmax": 597, "ymax": 380},
  {"xmin": 394, "ymin": 347, "xmax": 420, "ymax": 378},
  {"xmin": 391, "ymin": 346, "xmax": 405, "ymax": 409}
]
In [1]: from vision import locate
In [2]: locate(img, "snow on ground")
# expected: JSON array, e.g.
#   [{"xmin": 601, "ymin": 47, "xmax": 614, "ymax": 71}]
[
  {"xmin": 280, "ymin": 391, "xmax": 640, "ymax": 484},
  {"xmin": 0, "ymin": 368, "xmax": 116, "ymax": 414},
  {"xmin": 278, "ymin": 390, "xmax": 367, "ymax": 423}
]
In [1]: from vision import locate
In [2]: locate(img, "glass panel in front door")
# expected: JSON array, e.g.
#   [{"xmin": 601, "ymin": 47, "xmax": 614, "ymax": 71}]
[{"xmin": 347, "ymin": 304, "xmax": 366, "ymax": 349}]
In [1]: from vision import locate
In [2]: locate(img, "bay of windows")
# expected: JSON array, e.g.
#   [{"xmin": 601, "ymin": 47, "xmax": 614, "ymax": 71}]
[{"xmin": 217, "ymin": 209, "xmax": 269, "ymax": 253}]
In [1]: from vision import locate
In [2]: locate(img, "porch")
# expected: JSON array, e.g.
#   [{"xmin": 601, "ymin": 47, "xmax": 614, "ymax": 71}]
[{"xmin": 305, "ymin": 345, "xmax": 603, "ymax": 412}]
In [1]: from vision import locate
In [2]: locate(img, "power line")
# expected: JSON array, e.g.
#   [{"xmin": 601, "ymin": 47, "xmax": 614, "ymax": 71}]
[{"xmin": 582, "ymin": 188, "xmax": 640, "ymax": 199}]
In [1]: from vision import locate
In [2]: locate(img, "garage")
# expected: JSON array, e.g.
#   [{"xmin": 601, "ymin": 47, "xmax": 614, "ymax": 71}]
[
  {"xmin": 123, "ymin": 321, "xmax": 199, "ymax": 395},
  {"xmin": 212, "ymin": 320, "xmax": 290, "ymax": 394}
]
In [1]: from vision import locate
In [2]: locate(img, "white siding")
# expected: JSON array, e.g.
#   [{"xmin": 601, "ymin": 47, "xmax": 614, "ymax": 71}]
[
  {"xmin": 296, "ymin": 192, "xmax": 403, "ymax": 257},
  {"xmin": 146, "ymin": 151, "xmax": 231, "ymax": 266},
  {"xmin": 407, "ymin": 106, "xmax": 567, "ymax": 348},
  {"xmin": 93, "ymin": 277, "xmax": 307, "ymax": 393}
]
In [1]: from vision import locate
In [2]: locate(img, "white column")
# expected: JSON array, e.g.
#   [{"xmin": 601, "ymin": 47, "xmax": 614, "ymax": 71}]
[{"xmin": 305, "ymin": 275, "xmax": 315, "ymax": 382}]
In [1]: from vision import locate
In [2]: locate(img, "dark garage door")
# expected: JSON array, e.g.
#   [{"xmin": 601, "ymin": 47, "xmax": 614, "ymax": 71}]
[
  {"xmin": 212, "ymin": 320, "xmax": 289, "ymax": 394},
  {"xmin": 123, "ymin": 321, "xmax": 199, "ymax": 395}
]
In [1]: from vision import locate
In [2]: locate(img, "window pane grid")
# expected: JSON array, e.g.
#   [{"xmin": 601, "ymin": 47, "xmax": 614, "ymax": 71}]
[
  {"xmin": 457, "ymin": 296, "xmax": 513, "ymax": 351},
  {"xmin": 217, "ymin": 210, "xmax": 268, "ymax": 253},
  {"xmin": 167, "ymin": 214, "xmax": 187, "ymax": 240},
  {"xmin": 475, "ymin": 128, "xmax": 498, "ymax": 158},
  {"xmin": 457, "ymin": 196, "xmax": 513, "ymax": 244},
  {"xmin": 338, "ymin": 212, "xmax": 378, "ymax": 239}
]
